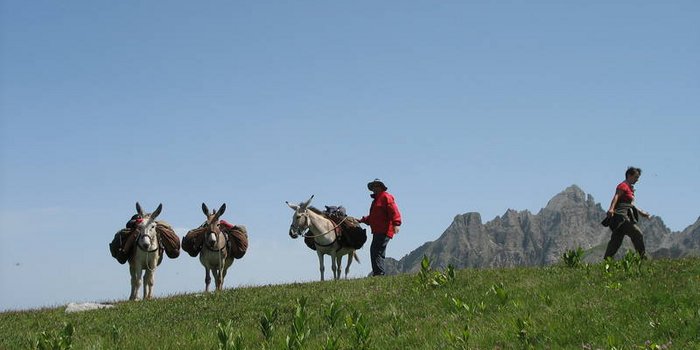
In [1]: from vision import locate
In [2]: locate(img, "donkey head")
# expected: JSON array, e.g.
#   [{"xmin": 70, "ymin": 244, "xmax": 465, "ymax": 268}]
[
  {"xmin": 286, "ymin": 195, "xmax": 314, "ymax": 239},
  {"xmin": 134, "ymin": 202, "xmax": 162, "ymax": 251},
  {"xmin": 202, "ymin": 203, "xmax": 226, "ymax": 250}
]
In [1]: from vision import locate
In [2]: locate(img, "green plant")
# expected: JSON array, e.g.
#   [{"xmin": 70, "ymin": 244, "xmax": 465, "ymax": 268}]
[
  {"xmin": 33, "ymin": 322, "xmax": 74, "ymax": 350},
  {"xmin": 217, "ymin": 320, "xmax": 245, "ymax": 350},
  {"xmin": 450, "ymin": 297, "xmax": 473, "ymax": 316},
  {"xmin": 346, "ymin": 310, "xmax": 371, "ymax": 350},
  {"xmin": 621, "ymin": 250, "xmax": 644, "ymax": 276},
  {"xmin": 445, "ymin": 324, "xmax": 470, "ymax": 349},
  {"xmin": 285, "ymin": 297, "xmax": 310, "ymax": 350},
  {"xmin": 562, "ymin": 247, "xmax": 585, "ymax": 268},
  {"xmin": 322, "ymin": 300, "xmax": 344, "ymax": 328},
  {"xmin": 321, "ymin": 335, "xmax": 340, "ymax": 350},
  {"xmin": 417, "ymin": 255, "xmax": 455, "ymax": 288},
  {"xmin": 488, "ymin": 283, "xmax": 509, "ymax": 306},
  {"xmin": 259, "ymin": 307, "xmax": 279, "ymax": 343},
  {"xmin": 516, "ymin": 316, "xmax": 533, "ymax": 347},
  {"xmin": 109, "ymin": 324, "xmax": 122, "ymax": 346}
]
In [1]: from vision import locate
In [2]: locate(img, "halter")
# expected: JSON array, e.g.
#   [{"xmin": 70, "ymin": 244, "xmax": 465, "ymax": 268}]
[
  {"xmin": 203, "ymin": 220, "xmax": 228, "ymax": 273},
  {"xmin": 136, "ymin": 222, "xmax": 159, "ymax": 272},
  {"xmin": 290, "ymin": 208, "xmax": 347, "ymax": 246},
  {"xmin": 136, "ymin": 225, "xmax": 159, "ymax": 253},
  {"xmin": 203, "ymin": 227, "xmax": 228, "ymax": 253}
]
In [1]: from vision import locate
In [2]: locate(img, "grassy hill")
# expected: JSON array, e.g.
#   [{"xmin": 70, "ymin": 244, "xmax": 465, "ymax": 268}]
[{"xmin": 1, "ymin": 255, "xmax": 698, "ymax": 349}]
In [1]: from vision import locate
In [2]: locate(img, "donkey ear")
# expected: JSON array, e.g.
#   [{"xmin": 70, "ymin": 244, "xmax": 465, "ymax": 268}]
[
  {"xmin": 302, "ymin": 195, "xmax": 314, "ymax": 208},
  {"xmin": 136, "ymin": 202, "xmax": 144, "ymax": 216},
  {"xmin": 217, "ymin": 203, "xmax": 226, "ymax": 217},
  {"xmin": 151, "ymin": 203, "xmax": 163, "ymax": 220},
  {"xmin": 202, "ymin": 203, "xmax": 209, "ymax": 216},
  {"xmin": 286, "ymin": 201, "xmax": 299, "ymax": 210}
]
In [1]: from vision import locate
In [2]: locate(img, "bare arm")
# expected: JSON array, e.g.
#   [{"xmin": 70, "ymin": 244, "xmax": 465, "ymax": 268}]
[{"xmin": 607, "ymin": 190, "xmax": 621, "ymax": 217}]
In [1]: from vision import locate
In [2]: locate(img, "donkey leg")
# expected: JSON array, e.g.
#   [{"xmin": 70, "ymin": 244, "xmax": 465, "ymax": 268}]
[
  {"xmin": 144, "ymin": 269, "xmax": 155, "ymax": 300},
  {"xmin": 331, "ymin": 254, "xmax": 340, "ymax": 280},
  {"xmin": 213, "ymin": 268, "xmax": 223, "ymax": 291},
  {"xmin": 344, "ymin": 252, "xmax": 354, "ymax": 279},
  {"xmin": 129, "ymin": 267, "xmax": 142, "ymax": 301},
  {"xmin": 204, "ymin": 267, "xmax": 212, "ymax": 292},
  {"xmin": 317, "ymin": 252, "xmax": 325, "ymax": 281}
]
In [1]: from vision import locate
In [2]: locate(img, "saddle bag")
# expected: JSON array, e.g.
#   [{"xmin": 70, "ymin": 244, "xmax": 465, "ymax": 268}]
[
  {"xmin": 224, "ymin": 225, "xmax": 249, "ymax": 259},
  {"xmin": 339, "ymin": 217, "xmax": 367, "ymax": 249},
  {"xmin": 109, "ymin": 228, "xmax": 135, "ymax": 264},
  {"xmin": 182, "ymin": 227, "xmax": 207, "ymax": 257},
  {"xmin": 156, "ymin": 221, "xmax": 181, "ymax": 259},
  {"xmin": 304, "ymin": 236, "xmax": 317, "ymax": 251}
]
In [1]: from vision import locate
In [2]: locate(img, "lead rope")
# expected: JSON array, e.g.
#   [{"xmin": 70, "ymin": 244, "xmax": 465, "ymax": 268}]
[{"xmin": 303, "ymin": 216, "xmax": 348, "ymax": 239}]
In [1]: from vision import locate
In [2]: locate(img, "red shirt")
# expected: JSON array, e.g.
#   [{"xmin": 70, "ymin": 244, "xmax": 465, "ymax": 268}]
[
  {"xmin": 616, "ymin": 181, "xmax": 635, "ymax": 203},
  {"xmin": 359, "ymin": 191, "xmax": 402, "ymax": 238}
]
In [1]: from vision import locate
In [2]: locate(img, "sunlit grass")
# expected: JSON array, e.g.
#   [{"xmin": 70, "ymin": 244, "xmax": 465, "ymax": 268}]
[{"xmin": 1, "ymin": 255, "xmax": 698, "ymax": 349}]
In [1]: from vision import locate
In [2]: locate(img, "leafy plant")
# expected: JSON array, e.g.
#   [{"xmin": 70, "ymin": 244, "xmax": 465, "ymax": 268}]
[
  {"xmin": 516, "ymin": 316, "xmax": 533, "ymax": 346},
  {"xmin": 110, "ymin": 324, "xmax": 122, "ymax": 346},
  {"xmin": 259, "ymin": 307, "xmax": 279, "ymax": 343},
  {"xmin": 450, "ymin": 297, "xmax": 473, "ymax": 316},
  {"xmin": 321, "ymin": 335, "xmax": 340, "ymax": 350},
  {"xmin": 445, "ymin": 324, "xmax": 470, "ymax": 349},
  {"xmin": 562, "ymin": 247, "xmax": 585, "ymax": 268},
  {"xmin": 345, "ymin": 310, "xmax": 371, "ymax": 350},
  {"xmin": 217, "ymin": 320, "xmax": 244, "ymax": 350},
  {"xmin": 488, "ymin": 283, "xmax": 509, "ymax": 306},
  {"xmin": 285, "ymin": 297, "xmax": 310, "ymax": 350},
  {"xmin": 621, "ymin": 250, "xmax": 644, "ymax": 276},
  {"xmin": 33, "ymin": 322, "xmax": 74, "ymax": 350},
  {"xmin": 417, "ymin": 255, "xmax": 456, "ymax": 288},
  {"xmin": 322, "ymin": 300, "xmax": 344, "ymax": 328}
]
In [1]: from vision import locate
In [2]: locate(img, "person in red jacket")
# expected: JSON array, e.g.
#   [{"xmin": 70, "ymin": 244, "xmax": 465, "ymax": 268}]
[{"xmin": 359, "ymin": 178, "xmax": 402, "ymax": 276}]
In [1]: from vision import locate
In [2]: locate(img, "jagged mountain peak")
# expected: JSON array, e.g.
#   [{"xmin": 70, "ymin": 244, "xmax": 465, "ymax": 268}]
[
  {"xmin": 544, "ymin": 184, "xmax": 592, "ymax": 211},
  {"xmin": 385, "ymin": 185, "xmax": 697, "ymax": 275}
]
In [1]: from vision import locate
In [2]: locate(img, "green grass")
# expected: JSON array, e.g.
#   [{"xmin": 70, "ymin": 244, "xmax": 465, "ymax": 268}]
[{"xmin": 1, "ymin": 255, "xmax": 698, "ymax": 349}]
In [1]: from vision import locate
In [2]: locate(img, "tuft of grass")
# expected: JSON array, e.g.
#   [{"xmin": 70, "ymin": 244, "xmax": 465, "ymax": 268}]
[
  {"xmin": 0, "ymin": 258, "xmax": 698, "ymax": 349},
  {"xmin": 562, "ymin": 247, "xmax": 585, "ymax": 268}
]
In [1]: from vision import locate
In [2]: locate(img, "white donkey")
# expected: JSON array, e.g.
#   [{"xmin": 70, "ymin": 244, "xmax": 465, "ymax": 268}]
[
  {"xmin": 129, "ymin": 202, "xmax": 162, "ymax": 301},
  {"xmin": 287, "ymin": 195, "xmax": 359, "ymax": 281},
  {"xmin": 199, "ymin": 203, "xmax": 234, "ymax": 292}
]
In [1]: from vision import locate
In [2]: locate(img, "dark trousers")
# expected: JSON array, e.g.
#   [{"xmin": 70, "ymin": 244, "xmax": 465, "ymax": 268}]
[
  {"xmin": 370, "ymin": 233, "xmax": 390, "ymax": 276},
  {"xmin": 603, "ymin": 222, "xmax": 646, "ymax": 259}
]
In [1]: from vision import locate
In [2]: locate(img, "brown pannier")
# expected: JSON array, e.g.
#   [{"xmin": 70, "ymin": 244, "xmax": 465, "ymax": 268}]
[
  {"xmin": 155, "ymin": 221, "xmax": 181, "ymax": 259},
  {"xmin": 224, "ymin": 225, "xmax": 249, "ymax": 259},
  {"xmin": 109, "ymin": 228, "xmax": 135, "ymax": 264},
  {"xmin": 182, "ymin": 227, "xmax": 207, "ymax": 257}
]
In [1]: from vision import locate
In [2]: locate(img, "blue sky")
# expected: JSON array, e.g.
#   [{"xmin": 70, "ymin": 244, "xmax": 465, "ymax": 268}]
[{"xmin": 1, "ymin": 1, "xmax": 698, "ymax": 311}]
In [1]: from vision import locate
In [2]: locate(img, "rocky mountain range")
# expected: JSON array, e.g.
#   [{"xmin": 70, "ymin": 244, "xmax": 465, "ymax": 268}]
[{"xmin": 384, "ymin": 185, "xmax": 700, "ymax": 274}]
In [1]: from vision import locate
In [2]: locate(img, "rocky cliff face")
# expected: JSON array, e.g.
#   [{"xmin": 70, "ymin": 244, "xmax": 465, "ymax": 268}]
[{"xmin": 385, "ymin": 185, "xmax": 699, "ymax": 274}]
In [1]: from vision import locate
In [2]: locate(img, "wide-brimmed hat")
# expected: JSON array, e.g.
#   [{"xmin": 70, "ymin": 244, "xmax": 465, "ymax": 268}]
[{"xmin": 367, "ymin": 178, "xmax": 388, "ymax": 191}]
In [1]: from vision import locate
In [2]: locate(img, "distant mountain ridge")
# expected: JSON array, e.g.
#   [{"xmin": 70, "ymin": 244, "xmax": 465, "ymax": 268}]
[{"xmin": 385, "ymin": 185, "xmax": 700, "ymax": 274}]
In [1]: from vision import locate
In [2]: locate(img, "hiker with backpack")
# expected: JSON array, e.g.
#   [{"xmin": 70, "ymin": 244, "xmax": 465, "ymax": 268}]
[
  {"xmin": 358, "ymin": 178, "xmax": 402, "ymax": 276},
  {"xmin": 602, "ymin": 166, "xmax": 652, "ymax": 259}
]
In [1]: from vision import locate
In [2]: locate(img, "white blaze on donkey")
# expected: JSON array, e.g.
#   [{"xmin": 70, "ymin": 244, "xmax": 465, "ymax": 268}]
[{"xmin": 287, "ymin": 195, "xmax": 359, "ymax": 281}]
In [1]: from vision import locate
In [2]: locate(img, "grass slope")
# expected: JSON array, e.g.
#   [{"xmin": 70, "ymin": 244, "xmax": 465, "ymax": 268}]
[{"xmin": 0, "ymin": 256, "xmax": 698, "ymax": 349}]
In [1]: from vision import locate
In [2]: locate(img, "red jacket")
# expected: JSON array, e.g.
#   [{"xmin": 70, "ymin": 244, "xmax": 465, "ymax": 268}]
[{"xmin": 360, "ymin": 191, "xmax": 402, "ymax": 238}]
